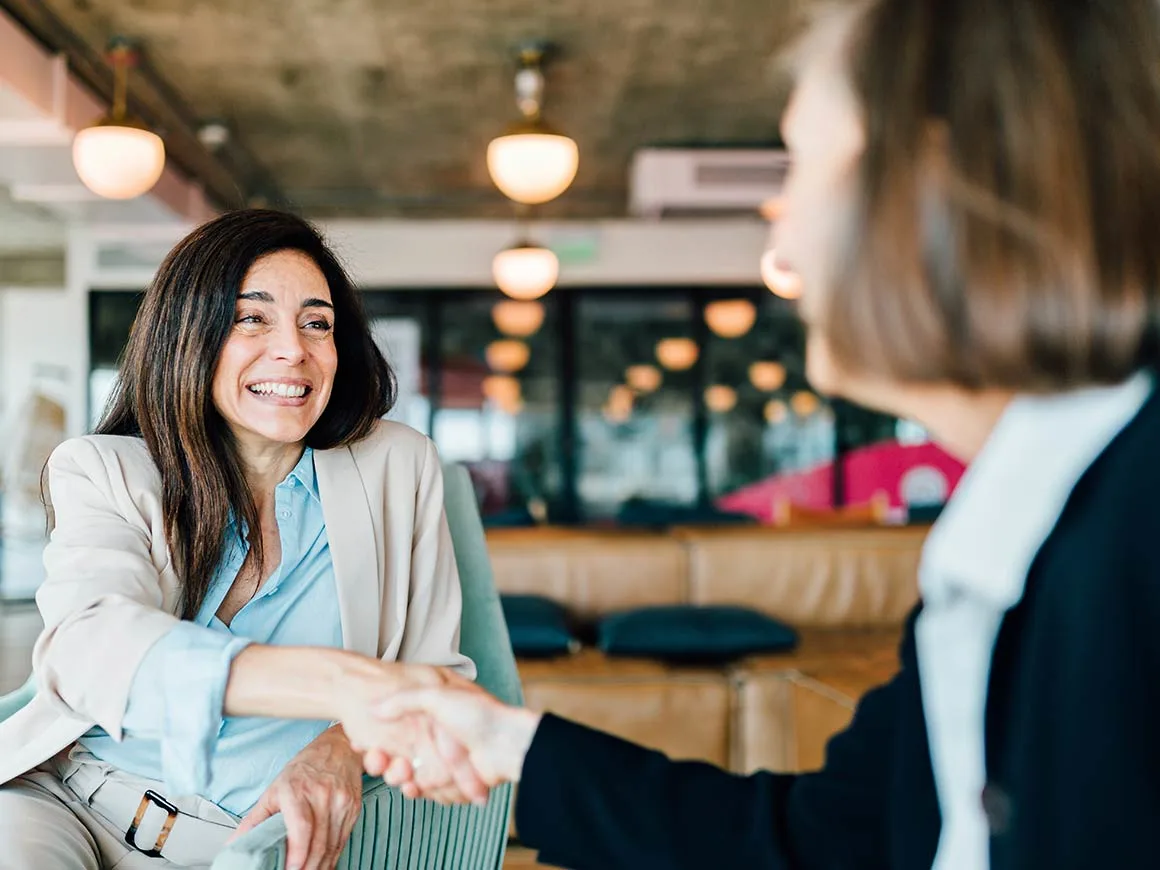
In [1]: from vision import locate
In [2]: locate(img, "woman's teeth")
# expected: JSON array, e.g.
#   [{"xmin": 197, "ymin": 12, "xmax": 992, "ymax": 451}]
[{"xmin": 247, "ymin": 382, "xmax": 308, "ymax": 398}]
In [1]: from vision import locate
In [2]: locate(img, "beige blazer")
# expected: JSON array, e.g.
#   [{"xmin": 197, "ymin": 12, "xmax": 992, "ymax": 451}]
[{"xmin": 0, "ymin": 420, "xmax": 474, "ymax": 786}]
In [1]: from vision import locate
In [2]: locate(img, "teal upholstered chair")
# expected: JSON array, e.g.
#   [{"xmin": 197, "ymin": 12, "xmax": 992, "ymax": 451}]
[
  {"xmin": 0, "ymin": 462, "xmax": 522, "ymax": 870},
  {"xmin": 0, "ymin": 674, "xmax": 35, "ymax": 721}
]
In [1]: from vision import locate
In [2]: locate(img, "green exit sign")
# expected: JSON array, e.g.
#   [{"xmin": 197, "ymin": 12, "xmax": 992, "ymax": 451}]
[{"xmin": 547, "ymin": 231, "xmax": 600, "ymax": 265}]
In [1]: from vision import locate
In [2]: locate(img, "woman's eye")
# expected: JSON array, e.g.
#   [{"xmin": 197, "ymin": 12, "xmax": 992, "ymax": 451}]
[
  {"xmin": 236, "ymin": 314, "xmax": 264, "ymax": 325},
  {"xmin": 303, "ymin": 319, "xmax": 332, "ymax": 332}
]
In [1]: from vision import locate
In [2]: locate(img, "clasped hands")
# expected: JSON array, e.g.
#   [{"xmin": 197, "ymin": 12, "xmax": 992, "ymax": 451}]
[{"xmin": 336, "ymin": 663, "xmax": 540, "ymax": 807}]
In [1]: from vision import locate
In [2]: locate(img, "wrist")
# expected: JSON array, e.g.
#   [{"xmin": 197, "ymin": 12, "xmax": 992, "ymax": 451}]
[{"xmin": 496, "ymin": 708, "xmax": 542, "ymax": 782}]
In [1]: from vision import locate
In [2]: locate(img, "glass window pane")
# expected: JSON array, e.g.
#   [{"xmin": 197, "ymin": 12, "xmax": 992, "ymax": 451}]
[
  {"xmin": 362, "ymin": 293, "xmax": 431, "ymax": 436},
  {"xmin": 576, "ymin": 294, "xmax": 699, "ymax": 521},
  {"xmin": 433, "ymin": 293, "xmax": 560, "ymax": 523},
  {"xmin": 703, "ymin": 293, "xmax": 835, "ymax": 519}
]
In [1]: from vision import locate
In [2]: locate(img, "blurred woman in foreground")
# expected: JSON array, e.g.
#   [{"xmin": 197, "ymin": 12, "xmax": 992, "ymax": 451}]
[{"xmin": 364, "ymin": 1, "xmax": 1160, "ymax": 868}]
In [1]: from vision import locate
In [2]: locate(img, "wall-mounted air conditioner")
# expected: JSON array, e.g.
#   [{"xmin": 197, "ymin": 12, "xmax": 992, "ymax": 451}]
[{"xmin": 628, "ymin": 147, "xmax": 790, "ymax": 218}]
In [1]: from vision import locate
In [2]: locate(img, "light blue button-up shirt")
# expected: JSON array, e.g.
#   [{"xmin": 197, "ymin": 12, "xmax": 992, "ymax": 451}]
[{"xmin": 80, "ymin": 448, "xmax": 343, "ymax": 816}]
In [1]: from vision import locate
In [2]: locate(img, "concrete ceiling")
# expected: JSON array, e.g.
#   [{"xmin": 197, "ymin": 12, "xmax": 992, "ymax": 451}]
[{"xmin": 21, "ymin": 0, "xmax": 806, "ymax": 218}]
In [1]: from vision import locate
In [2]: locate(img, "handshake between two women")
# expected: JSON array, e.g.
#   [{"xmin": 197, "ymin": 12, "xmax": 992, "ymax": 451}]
[{"xmin": 331, "ymin": 661, "xmax": 541, "ymax": 806}]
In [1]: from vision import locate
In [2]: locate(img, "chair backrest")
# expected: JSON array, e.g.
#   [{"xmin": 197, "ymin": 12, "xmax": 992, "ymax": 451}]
[
  {"xmin": 1, "ymin": 459, "xmax": 521, "ymax": 870},
  {"xmin": 0, "ymin": 675, "xmax": 35, "ymax": 723},
  {"xmin": 440, "ymin": 462, "xmax": 523, "ymax": 707},
  {"xmin": 215, "ymin": 461, "xmax": 523, "ymax": 870}
]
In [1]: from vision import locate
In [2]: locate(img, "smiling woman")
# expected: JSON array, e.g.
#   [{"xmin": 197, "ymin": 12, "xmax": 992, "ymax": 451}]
[
  {"xmin": 214, "ymin": 255, "xmax": 339, "ymax": 467},
  {"xmin": 0, "ymin": 210, "xmax": 483, "ymax": 870}
]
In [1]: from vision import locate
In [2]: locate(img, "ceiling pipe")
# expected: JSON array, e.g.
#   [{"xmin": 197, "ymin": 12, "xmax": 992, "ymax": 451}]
[{"xmin": 0, "ymin": 0, "xmax": 282, "ymax": 210}]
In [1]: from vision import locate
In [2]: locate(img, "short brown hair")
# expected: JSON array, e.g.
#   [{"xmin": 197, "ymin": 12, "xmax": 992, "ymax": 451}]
[{"xmin": 815, "ymin": 0, "xmax": 1160, "ymax": 390}]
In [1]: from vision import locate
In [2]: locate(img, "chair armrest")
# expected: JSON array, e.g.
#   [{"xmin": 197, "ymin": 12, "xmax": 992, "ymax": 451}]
[
  {"xmin": 210, "ymin": 813, "xmax": 286, "ymax": 870},
  {"xmin": 211, "ymin": 777, "xmax": 386, "ymax": 870},
  {"xmin": 212, "ymin": 777, "xmax": 513, "ymax": 870}
]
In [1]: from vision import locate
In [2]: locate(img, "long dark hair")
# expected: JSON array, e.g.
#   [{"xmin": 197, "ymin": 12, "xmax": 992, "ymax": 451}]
[{"xmin": 97, "ymin": 209, "xmax": 395, "ymax": 618}]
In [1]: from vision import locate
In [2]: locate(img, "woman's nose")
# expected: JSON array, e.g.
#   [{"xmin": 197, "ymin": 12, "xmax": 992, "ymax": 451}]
[{"xmin": 268, "ymin": 322, "xmax": 307, "ymax": 363}]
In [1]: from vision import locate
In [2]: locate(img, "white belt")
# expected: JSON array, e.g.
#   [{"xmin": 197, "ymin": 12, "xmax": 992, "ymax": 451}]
[{"xmin": 60, "ymin": 757, "xmax": 237, "ymax": 865}]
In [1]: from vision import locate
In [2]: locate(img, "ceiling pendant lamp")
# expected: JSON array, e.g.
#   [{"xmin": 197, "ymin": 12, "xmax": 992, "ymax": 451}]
[
  {"xmin": 487, "ymin": 43, "xmax": 579, "ymax": 205},
  {"xmin": 791, "ymin": 390, "xmax": 820, "ymax": 417},
  {"xmin": 482, "ymin": 374, "xmax": 522, "ymax": 407},
  {"xmin": 625, "ymin": 364, "xmax": 662, "ymax": 393},
  {"xmin": 749, "ymin": 361, "xmax": 787, "ymax": 392},
  {"xmin": 485, "ymin": 339, "xmax": 531, "ymax": 373},
  {"xmin": 491, "ymin": 300, "xmax": 545, "ymax": 337},
  {"xmin": 705, "ymin": 385, "xmax": 738, "ymax": 414},
  {"xmin": 492, "ymin": 241, "xmax": 559, "ymax": 300},
  {"xmin": 72, "ymin": 39, "xmax": 166, "ymax": 200},
  {"xmin": 765, "ymin": 398, "xmax": 788, "ymax": 425},
  {"xmin": 604, "ymin": 384, "xmax": 635, "ymax": 424},
  {"xmin": 655, "ymin": 338, "xmax": 699, "ymax": 372},
  {"xmin": 704, "ymin": 299, "xmax": 757, "ymax": 339}
]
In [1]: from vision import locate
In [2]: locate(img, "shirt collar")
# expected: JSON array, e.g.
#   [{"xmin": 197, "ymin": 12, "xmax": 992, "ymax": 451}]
[
  {"xmin": 920, "ymin": 371, "xmax": 1153, "ymax": 610},
  {"xmin": 286, "ymin": 446, "xmax": 320, "ymax": 502},
  {"xmin": 225, "ymin": 447, "xmax": 320, "ymax": 531}
]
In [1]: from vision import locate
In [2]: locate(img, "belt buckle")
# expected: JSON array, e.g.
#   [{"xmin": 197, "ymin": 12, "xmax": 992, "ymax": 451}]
[{"xmin": 125, "ymin": 789, "xmax": 179, "ymax": 858}]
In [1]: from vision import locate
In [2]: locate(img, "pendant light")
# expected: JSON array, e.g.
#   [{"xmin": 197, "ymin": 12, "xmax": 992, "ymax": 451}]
[
  {"xmin": 487, "ymin": 43, "xmax": 579, "ymax": 205},
  {"xmin": 491, "ymin": 300, "xmax": 545, "ymax": 337},
  {"xmin": 72, "ymin": 39, "xmax": 166, "ymax": 200},
  {"xmin": 625, "ymin": 364, "xmax": 662, "ymax": 393},
  {"xmin": 704, "ymin": 299, "xmax": 757, "ymax": 338},
  {"xmin": 485, "ymin": 339, "xmax": 531, "ymax": 373},
  {"xmin": 492, "ymin": 241, "xmax": 559, "ymax": 300},
  {"xmin": 749, "ymin": 361, "xmax": 787, "ymax": 392},
  {"xmin": 705, "ymin": 385, "xmax": 738, "ymax": 414},
  {"xmin": 655, "ymin": 338, "xmax": 699, "ymax": 371}
]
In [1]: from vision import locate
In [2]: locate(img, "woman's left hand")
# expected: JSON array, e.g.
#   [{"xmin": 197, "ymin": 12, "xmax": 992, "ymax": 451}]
[{"xmin": 232, "ymin": 725, "xmax": 364, "ymax": 870}]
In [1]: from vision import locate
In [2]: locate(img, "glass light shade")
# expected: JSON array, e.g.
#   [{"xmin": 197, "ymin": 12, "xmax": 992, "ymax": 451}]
[
  {"xmin": 625, "ymin": 364, "xmax": 662, "ymax": 393},
  {"xmin": 608, "ymin": 384, "xmax": 635, "ymax": 411},
  {"xmin": 487, "ymin": 130, "xmax": 579, "ymax": 205},
  {"xmin": 72, "ymin": 123, "xmax": 165, "ymax": 199},
  {"xmin": 655, "ymin": 338, "xmax": 699, "ymax": 371},
  {"xmin": 491, "ymin": 300, "xmax": 545, "ymax": 337},
  {"xmin": 705, "ymin": 385, "xmax": 738, "ymax": 414},
  {"xmin": 485, "ymin": 339, "xmax": 530, "ymax": 373},
  {"xmin": 704, "ymin": 299, "xmax": 757, "ymax": 339},
  {"xmin": 761, "ymin": 248, "xmax": 803, "ymax": 300},
  {"xmin": 482, "ymin": 374, "xmax": 521, "ymax": 407},
  {"xmin": 492, "ymin": 244, "xmax": 559, "ymax": 300},
  {"xmin": 749, "ymin": 361, "xmax": 787, "ymax": 392},
  {"xmin": 604, "ymin": 384, "xmax": 634, "ymax": 424},
  {"xmin": 765, "ymin": 398, "xmax": 788, "ymax": 425},
  {"xmin": 791, "ymin": 390, "xmax": 820, "ymax": 417},
  {"xmin": 497, "ymin": 394, "xmax": 525, "ymax": 416},
  {"xmin": 759, "ymin": 196, "xmax": 783, "ymax": 221}
]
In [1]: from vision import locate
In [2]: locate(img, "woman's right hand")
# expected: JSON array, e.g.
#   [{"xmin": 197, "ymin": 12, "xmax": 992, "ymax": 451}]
[
  {"xmin": 332, "ymin": 661, "xmax": 491, "ymax": 805},
  {"xmin": 368, "ymin": 685, "xmax": 543, "ymax": 799}
]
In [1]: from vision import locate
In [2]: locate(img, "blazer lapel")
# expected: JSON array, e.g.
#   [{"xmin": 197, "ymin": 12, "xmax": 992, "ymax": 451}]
[{"xmin": 314, "ymin": 444, "xmax": 380, "ymax": 657}]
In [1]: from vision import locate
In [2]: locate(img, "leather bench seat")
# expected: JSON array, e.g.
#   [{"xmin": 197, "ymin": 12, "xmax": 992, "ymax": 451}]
[
  {"xmin": 679, "ymin": 526, "xmax": 925, "ymax": 627},
  {"xmin": 488, "ymin": 530, "xmax": 687, "ymax": 621},
  {"xmin": 491, "ymin": 523, "xmax": 927, "ymax": 867},
  {"xmin": 734, "ymin": 655, "xmax": 902, "ymax": 774}
]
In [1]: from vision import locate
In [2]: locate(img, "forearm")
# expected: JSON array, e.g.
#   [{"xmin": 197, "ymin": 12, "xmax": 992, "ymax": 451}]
[
  {"xmin": 224, "ymin": 645, "xmax": 391, "ymax": 721},
  {"xmin": 517, "ymin": 715, "xmax": 798, "ymax": 870}
]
